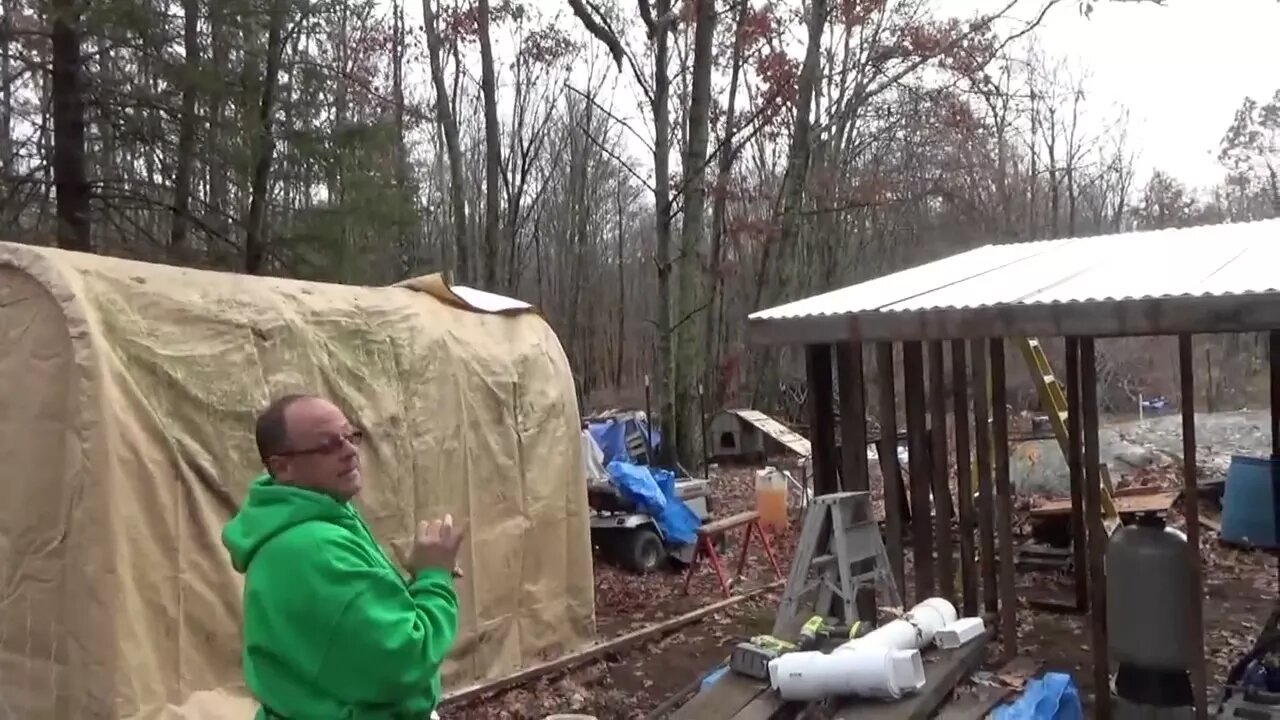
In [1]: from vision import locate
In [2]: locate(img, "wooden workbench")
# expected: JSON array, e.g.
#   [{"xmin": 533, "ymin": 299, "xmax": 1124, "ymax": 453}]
[{"xmin": 668, "ymin": 630, "xmax": 993, "ymax": 720}]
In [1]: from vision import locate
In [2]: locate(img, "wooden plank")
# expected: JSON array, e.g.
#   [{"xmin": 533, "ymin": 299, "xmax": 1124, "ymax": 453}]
[
  {"xmin": 934, "ymin": 685, "xmax": 1012, "ymax": 720},
  {"xmin": 441, "ymin": 581, "xmax": 783, "ymax": 706},
  {"xmin": 1030, "ymin": 490, "xmax": 1178, "ymax": 518},
  {"xmin": 733, "ymin": 409, "xmax": 813, "ymax": 458},
  {"xmin": 1200, "ymin": 514, "xmax": 1222, "ymax": 533},
  {"xmin": 831, "ymin": 629, "xmax": 994, "ymax": 720},
  {"xmin": 701, "ymin": 511, "xmax": 760, "ymax": 535},
  {"xmin": 729, "ymin": 692, "xmax": 799, "ymax": 720},
  {"xmin": 671, "ymin": 671, "xmax": 768, "ymax": 720}
]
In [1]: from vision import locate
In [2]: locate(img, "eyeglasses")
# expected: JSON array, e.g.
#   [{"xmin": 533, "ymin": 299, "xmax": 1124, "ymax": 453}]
[{"xmin": 277, "ymin": 429, "xmax": 365, "ymax": 457}]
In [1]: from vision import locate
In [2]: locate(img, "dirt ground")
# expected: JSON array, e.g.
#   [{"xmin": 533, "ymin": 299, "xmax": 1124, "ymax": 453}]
[{"xmin": 448, "ymin": 463, "xmax": 1275, "ymax": 720}]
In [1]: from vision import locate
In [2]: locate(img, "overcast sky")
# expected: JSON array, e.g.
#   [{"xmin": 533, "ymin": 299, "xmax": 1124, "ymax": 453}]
[
  {"xmin": 936, "ymin": 0, "xmax": 1279, "ymax": 190},
  {"xmin": 400, "ymin": 0, "xmax": 1279, "ymax": 192}
]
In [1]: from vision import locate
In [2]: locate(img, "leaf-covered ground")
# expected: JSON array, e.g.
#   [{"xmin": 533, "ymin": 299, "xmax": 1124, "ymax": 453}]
[{"xmin": 450, "ymin": 462, "xmax": 1272, "ymax": 719}]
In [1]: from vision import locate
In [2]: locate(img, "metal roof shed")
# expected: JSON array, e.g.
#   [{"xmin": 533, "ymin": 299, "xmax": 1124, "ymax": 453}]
[
  {"xmin": 747, "ymin": 218, "xmax": 1280, "ymax": 345},
  {"xmin": 744, "ymin": 219, "xmax": 1280, "ymax": 718}
]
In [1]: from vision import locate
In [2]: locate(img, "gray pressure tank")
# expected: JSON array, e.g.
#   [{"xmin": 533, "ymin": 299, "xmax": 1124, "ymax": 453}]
[
  {"xmin": 1107, "ymin": 512, "xmax": 1195, "ymax": 717},
  {"xmin": 1107, "ymin": 512, "xmax": 1193, "ymax": 669}
]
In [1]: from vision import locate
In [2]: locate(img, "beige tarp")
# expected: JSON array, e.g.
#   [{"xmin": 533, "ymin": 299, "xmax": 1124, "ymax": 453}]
[{"xmin": 0, "ymin": 242, "xmax": 596, "ymax": 719}]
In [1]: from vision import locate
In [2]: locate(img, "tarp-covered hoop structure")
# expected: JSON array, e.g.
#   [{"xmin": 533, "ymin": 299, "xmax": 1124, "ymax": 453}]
[{"xmin": 0, "ymin": 242, "xmax": 595, "ymax": 719}]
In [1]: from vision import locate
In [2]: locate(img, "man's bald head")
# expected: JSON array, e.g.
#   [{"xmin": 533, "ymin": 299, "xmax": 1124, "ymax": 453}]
[
  {"xmin": 254, "ymin": 394, "xmax": 365, "ymax": 500},
  {"xmin": 255, "ymin": 393, "xmax": 314, "ymax": 466}
]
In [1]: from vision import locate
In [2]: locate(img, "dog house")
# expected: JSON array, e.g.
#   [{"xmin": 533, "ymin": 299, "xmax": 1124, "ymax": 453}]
[{"xmin": 709, "ymin": 408, "xmax": 812, "ymax": 462}]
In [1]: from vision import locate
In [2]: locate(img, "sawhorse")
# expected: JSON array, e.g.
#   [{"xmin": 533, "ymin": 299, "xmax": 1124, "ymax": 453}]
[{"xmin": 682, "ymin": 510, "xmax": 782, "ymax": 597}]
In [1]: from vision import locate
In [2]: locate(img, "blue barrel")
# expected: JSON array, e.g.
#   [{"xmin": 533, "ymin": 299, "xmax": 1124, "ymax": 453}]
[{"xmin": 1221, "ymin": 455, "xmax": 1280, "ymax": 550}]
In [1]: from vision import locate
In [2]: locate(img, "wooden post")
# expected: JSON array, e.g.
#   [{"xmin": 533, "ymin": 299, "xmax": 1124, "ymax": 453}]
[
  {"xmin": 929, "ymin": 341, "xmax": 954, "ymax": 606},
  {"xmin": 951, "ymin": 339, "xmax": 977, "ymax": 617},
  {"xmin": 837, "ymin": 343, "xmax": 869, "ymax": 492},
  {"xmin": 805, "ymin": 344, "xmax": 838, "ymax": 497},
  {"xmin": 1065, "ymin": 336, "xmax": 1088, "ymax": 611},
  {"xmin": 903, "ymin": 340, "xmax": 934, "ymax": 600},
  {"xmin": 876, "ymin": 342, "xmax": 905, "ymax": 596},
  {"xmin": 970, "ymin": 338, "xmax": 997, "ymax": 615},
  {"xmin": 1179, "ymin": 334, "xmax": 1207, "ymax": 720},
  {"xmin": 990, "ymin": 338, "xmax": 1017, "ymax": 660},
  {"xmin": 1081, "ymin": 337, "xmax": 1110, "ymax": 719}
]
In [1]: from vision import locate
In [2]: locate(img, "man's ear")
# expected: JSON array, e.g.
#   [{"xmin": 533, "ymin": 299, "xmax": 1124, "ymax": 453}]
[{"xmin": 264, "ymin": 455, "xmax": 288, "ymax": 480}]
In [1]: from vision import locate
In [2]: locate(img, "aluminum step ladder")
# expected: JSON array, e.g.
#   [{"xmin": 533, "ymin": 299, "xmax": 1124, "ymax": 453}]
[{"xmin": 772, "ymin": 491, "xmax": 901, "ymax": 640}]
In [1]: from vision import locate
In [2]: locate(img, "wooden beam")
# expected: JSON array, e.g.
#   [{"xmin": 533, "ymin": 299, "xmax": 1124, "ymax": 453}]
[
  {"xmin": 440, "ymin": 580, "xmax": 784, "ymax": 707},
  {"xmin": 671, "ymin": 670, "xmax": 769, "ymax": 720}
]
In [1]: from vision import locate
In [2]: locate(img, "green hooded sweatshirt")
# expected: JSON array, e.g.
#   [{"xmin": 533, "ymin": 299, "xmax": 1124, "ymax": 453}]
[{"xmin": 222, "ymin": 474, "xmax": 458, "ymax": 719}]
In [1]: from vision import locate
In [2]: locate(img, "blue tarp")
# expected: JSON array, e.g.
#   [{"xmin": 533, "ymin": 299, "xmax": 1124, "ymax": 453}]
[
  {"xmin": 606, "ymin": 460, "xmax": 700, "ymax": 546},
  {"xmin": 588, "ymin": 416, "xmax": 661, "ymax": 464},
  {"xmin": 991, "ymin": 673, "xmax": 1083, "ymax": 720}
]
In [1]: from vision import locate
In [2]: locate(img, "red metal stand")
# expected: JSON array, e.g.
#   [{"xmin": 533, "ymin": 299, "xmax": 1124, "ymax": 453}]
[{"xmin": 682, "ymin": 510, "xmax": 783, "ymax": 597}]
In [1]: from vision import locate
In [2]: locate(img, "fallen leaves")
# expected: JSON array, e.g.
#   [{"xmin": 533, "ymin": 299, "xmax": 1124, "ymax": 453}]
[{"xmin": 458, "ymin": 467, "xmax": 799, "ymax": 719}]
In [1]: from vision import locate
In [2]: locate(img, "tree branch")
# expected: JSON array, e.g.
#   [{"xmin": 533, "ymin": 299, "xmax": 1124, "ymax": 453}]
[{"xmin": 565, "ymin": 0, "xmax": 624, "ymax": 70}]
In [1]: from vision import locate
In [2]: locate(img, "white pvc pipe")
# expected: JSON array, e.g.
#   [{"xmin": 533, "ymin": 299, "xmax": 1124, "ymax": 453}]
[
  {"xmin": 768, "ymin": 646, "xmax": 925, "ymax": 701},
  {"xmin": 768, "ymin": 597, "xmax": 959, "ymax": 702}
]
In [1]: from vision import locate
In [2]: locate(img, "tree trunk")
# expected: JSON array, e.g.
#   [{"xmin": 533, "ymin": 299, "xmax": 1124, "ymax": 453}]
[
  {"xmin": 704, "ymin": 0, "xmax": 749, "ymax": 410},
  {"xmin": 758, "ymin": 0, "xmax": 827, "ymax": 310},
  {"xmin": 170, "ymin": 0, "xmax": 201, "ymax": 258},
  {"xmin": 476, "ymin": 0, "xmax": 503, "ymax": 288},
  {"xmin": 615, "ymin": 172, "xmax": 626, "ymax": 389},
  {"xmin": 243, "ymin": 0, "xmax": 288, "ymax": 273},
  {"xmin": 673, "ymin": 0, "xmax": 716, "ymax": 467},
  {"xmin": 1, "ymin": 0, "xmax": 13, "ymax": 185},
  {"xmin": 651, "ymin": 0, "xmax": 676, "ymax": 466},
  {"xmin": 421, "ymin": 0, "xmax": 470, "ymax": 283},
  {"xmin": 50, "ymin": 0, "xmax": 90, "ymax": 251}
]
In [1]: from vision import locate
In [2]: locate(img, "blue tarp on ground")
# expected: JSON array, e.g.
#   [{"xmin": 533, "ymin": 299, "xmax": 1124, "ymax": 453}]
[
  {"xmin": 991, "ymin": 672, "xmax": 1083, "ymax": 720},
  {"xmin": 588, "ymin": 415, "xmax": 661, "ymax": 464},
  {"xmin": 606, "ymin": 459, "xmax": 700, "ymax": 546}
]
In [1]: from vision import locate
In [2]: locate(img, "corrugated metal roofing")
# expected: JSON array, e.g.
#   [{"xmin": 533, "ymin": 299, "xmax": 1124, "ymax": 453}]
[{"xmin": 751, "ymin": 218, "xmax": 1280, "ymax": 320}]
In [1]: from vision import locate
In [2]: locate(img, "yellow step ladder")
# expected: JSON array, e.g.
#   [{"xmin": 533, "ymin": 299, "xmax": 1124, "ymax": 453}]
[
  {"xmin": 1016, "ymin": 338, "xmax": 1120, "ymax": 532},
  {"xmin": 970, "ymin": 339, "xmax": 1120, "ymax": 533}
]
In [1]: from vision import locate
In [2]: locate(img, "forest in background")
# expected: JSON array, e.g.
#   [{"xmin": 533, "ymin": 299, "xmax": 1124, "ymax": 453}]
[{"xmin": 2, "ymin": 0, "xmax": 1278, "ymax": 464}]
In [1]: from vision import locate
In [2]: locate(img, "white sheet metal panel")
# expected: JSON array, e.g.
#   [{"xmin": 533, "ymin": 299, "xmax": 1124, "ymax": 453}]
[{"xmin": 749, "ymin": 219, "xmax": 1280, "ymax": 320}]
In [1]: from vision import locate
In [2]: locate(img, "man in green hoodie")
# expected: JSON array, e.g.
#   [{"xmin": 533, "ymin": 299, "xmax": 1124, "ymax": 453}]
[{"xmin": 222, "ymin": 393, "xmax": 464, "ymax": 719}]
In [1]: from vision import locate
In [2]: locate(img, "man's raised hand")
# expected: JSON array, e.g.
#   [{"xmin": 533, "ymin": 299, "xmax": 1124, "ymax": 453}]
[{"xmin": 405, "ymin": 513, "xmax": 467, "ymax": 577}]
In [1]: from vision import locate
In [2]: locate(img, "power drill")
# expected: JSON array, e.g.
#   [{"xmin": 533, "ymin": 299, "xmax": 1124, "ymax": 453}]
[{"xmin": 796, "ymin": 614, "xmax": 874, "ymax": 651}]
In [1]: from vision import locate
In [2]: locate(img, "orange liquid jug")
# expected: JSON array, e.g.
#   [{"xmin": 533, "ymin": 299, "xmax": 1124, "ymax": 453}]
[{"xmin": 755, "ymin": 467, "xmax": 790, "ymax": 530}]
